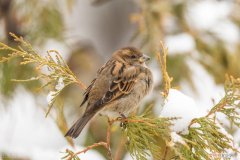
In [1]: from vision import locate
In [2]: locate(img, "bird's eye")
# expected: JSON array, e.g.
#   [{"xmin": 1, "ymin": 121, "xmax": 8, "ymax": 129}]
[{"xmin": 131, "ymin": 55, "xmax": 136, "ymax": 59}]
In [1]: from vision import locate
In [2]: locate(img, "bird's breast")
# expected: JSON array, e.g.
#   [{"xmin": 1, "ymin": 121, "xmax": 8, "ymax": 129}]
[{"xmin": 101, "ymin": 67, "xmax": 153, "ymax": 117}]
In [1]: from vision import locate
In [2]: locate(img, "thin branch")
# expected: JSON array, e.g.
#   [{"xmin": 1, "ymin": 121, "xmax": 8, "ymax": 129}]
[
  {"xmin": 65, "ymin": 142, "xmax": 108, "ymax": 160},
  {"xmin": 65, "ymin": 118, "xmax": 117, "ymax": 160},
  {"xmin": 162, "ymin": 146, "xmax": 169, "ymax": 160},
  {"xmin": 156, "ymin": 41, "xmax": 172, "ymax": 98}
]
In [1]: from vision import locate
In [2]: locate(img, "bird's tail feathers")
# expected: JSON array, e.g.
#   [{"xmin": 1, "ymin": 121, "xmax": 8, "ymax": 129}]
[{"xmin": 65, "ymin": 113, "xmax": 94, "ymax": 138}]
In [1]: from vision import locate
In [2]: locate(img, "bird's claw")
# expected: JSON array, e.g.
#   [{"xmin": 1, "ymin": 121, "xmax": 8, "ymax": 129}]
[{"xmin": 119, "ymin": 113, "xmax": 127, "ymax": 129}]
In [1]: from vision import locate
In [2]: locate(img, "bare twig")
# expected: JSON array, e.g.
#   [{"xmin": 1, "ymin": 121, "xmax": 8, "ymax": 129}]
[
  {"xmin": 65, "ymin": 142, "xmax": 108, "ymax": 160},
  {"xmin": 156, "ymin": 41, "xmax": 172, "ymax": 98},
  {"xmin": 65, "ymin": 118, "xmax": 118, "ymax": 160},
  {"xmin": 106, "ymin": 118, "xmax": 113, "ymax": 160},
  {"xmin": 162, "ymin": 146, "xmax": 169, "ymax": 160}
]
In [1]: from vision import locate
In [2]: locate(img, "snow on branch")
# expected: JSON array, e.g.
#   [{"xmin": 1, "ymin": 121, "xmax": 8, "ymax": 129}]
[
  {"xmin": 206, "ymin": 75, "xmax": 240, "ymax": 126},
  {"xmin": 1, "ymin": 34, "xmax": 240, "ymax": 160},
  {"xmin": 160, "ymin": 76, "xmax": 240, "ymax": 159}
]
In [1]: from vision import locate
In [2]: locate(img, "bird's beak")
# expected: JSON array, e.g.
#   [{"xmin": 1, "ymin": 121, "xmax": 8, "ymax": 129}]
[{"xmin": 139, "ymin": 55, "xmax": 151, "ymax": 63}]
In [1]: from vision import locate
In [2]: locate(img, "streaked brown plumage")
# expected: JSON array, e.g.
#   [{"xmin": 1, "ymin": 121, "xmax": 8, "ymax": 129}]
[{"xmin": 65, "ymin": 47, "xmax": 153, "ymax": 138}]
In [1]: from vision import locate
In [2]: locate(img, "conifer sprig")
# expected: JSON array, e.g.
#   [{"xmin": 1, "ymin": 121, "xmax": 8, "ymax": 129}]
[
  {"xmin": 186, "ymin": 118, "xmax": 235, "ymax": 159},
  {"xmin": 123, "ymin": 109, "xmax": 173, "ymax": 160},
  {"xmin": 62, "ymin": 109, "xmax": 174, "ymax": 160},
  {"xmin": 207, "ymin": 76, "xmax": 240, "ymax": 127},
  {"xmin": 0, "ymin": 33, "xmax": 86, "ymax": 116},
  {"xmin": 177, "ymin": 75, "xmax": 240, "ymax": 160}
]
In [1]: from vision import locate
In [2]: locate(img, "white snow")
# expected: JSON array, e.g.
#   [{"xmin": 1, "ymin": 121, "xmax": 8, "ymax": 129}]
[
  {"xmin": 216, "ymin": 121, "xmax": 234, "ymax": 145},
  {"xmin": 0, "ymin": 86, "xmax": 104, "ymax": 160},
  {"xmin": 211, "ymin": 20, "xmax": 240, "ymax": 45},
  {"xmin": 186, "ymin": 0, "xmax": 239, "ymax": 50},
  {"xmin": 55, "ymin": 77, "xmax": 65, "ymax": 91},
  {"xmin": 46, "ymin": 77, "xmax": 65, "ymax": 105},
  {"xmin": 47, "ymin": 91, "xmax": 56, "ymax": 104},
  {"xmin": 40, "ymin": 39, "xmax": 70, "ymax": 60},
  {"xmin": 0, "ymin": 87, "xmax": 66, "ymax": 159},
  {"xmin": 1, "ymin": 0, "xmax": 239, "ymax": 159},
  {"xmin": 170, "ymin": 132, "xmax": 186, "ymax": 145},
  {"xmin": 187, "ymin": 1, "xmax": 232, "ymax": 30},
  {"xmin": 234, "ymin": 129, "xmax": 240, "ymax": 144},
  {"xmin": 123, "ymin": 153, "xmax": 133, "ymax": 160},
  {"xmin": 215, "ymin": 112, "xmax": 231, "ymax": 128},
  {"xmin": 160, "ymin": 89, "xmax": 206, "ymax": 134},
  {"xmin": 180, "ymin": 59, "xmax": 225, "ymax": 111},
  {"xmin": 165, "ymin": 33, "xmax": 196, "ymax": 54}
]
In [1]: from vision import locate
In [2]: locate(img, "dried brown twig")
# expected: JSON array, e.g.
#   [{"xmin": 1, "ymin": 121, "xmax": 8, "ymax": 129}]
[
  {"xmin": 64, "ymin": 118, "xmax": 119, "ymax": 160},
  {"xmin": 156, "ymin": 41, "xmax": 173, "ymax": 98}
]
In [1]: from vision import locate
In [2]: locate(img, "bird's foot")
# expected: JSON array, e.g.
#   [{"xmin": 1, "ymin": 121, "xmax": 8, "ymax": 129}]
[{"xmin": 119, "ymin": 113, "xmax": 127, "ymax": 129}]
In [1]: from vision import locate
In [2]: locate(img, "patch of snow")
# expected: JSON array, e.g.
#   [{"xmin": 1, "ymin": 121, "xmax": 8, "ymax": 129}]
[
  {"xmin": 186, "ymin": 1, "xmax": 232, "ymax": 30},
  {"xmin": 180, "ymin": 58, "xmax": 225, "ymax": 111},
  {"xmin": 191, "ymin": 123, "xmax": 201, "ymax": 128},
  {"xmin": 55, "ymin": 77, "xmax": 65, "ymax": 91},
  {"xmin": 0, "ymin": 86, "xmax": 97, "ymax": 159},
  {"xmin": 47, "ymin": 91, "xmax": 56, "ymax": 104},
  {"xmin": 215, "ymin": 112, "xmax": 231, "ymax": 128},
  {"xmin": 234, "ymin": 130, "xmax": 240, "ymax": 144},
  {"xmin": 210, "ymin": 20, "xmax": 240, "ymax": 45},
  {"xmin": 123, "ymin": 153, "xmax": 133, "ymax": 160},
  {"xmin": 40, "ymin": 39, "xmax": 70, "ymax": 60},
  {"xmin": 0, "ymin": 86, "xmax": 66, "ymax": 159},
  {"xmin": 216, "ymin": 121, "xmax": 234, "ymax": 145},
  {"xmin": 165, "ymin": 33, "xmax": 196, "ymax": 54},
  {"xmin": 160, "ymin": 89, "xmax": 206, "ymax": 134},
  {"xmin": 170, "ymin": 132, "xmax": 186, "ymax": 145}
]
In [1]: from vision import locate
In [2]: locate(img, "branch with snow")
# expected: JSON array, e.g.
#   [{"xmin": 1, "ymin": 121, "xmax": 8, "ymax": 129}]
[{"xmin": 159, "ymin": 76, "xmax": 240, "ymax": 159}]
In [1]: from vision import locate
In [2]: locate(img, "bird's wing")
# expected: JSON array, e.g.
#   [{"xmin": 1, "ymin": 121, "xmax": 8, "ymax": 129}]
[
  {"xmin": 81, "ymin": 60, "xmax": 141, "ymax": 108},
  {"xmin": 80, "ymin": 78, "xmax": 96, "ymax": 107},
  {"xmin": 100, "ymin": 62, "xmax": 140, "ymax": 105},
  {"xmin": 80, "ymin": 60, "xmax": 112, "ymax": 107}
]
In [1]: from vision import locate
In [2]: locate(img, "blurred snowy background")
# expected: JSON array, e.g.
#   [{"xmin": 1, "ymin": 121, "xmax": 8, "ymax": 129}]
[{"xmin": 0, "ymin": 0, "xmax": 240, "ymax": 159}]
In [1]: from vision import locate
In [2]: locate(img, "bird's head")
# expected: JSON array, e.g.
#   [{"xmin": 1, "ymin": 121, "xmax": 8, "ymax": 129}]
[{"xmin": 112, "ymin": 47, "xmax": 150, "ymax": 66}]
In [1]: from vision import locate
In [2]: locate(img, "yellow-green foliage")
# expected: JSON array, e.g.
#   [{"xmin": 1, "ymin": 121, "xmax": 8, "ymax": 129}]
[
  {"xmin": 123, "ymin": 110, "xmax": 173, "ymax": 160},
  {"xmin": 0, "ymin": 33, "xmax": 85, "ymax": 116},
  {"xmin": 1, "ymin": 35, "xmax": 240, "ymax": 160},
  {"xmin": 173, "ymin": 76, "xmax": 240, "ymax": 160}
]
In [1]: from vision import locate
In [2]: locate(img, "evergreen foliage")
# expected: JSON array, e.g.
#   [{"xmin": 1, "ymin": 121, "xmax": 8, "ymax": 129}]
[
  {"xmin": 1, "ymin": 35, "xmax": 240, "ymax": 160},
  {"xmin": 123, "ymin": 109, "xmax": 173, "ymax": 160},
  {"xmin": 0, "ymin": 33, "xmax": 86, "ymax": 116}
]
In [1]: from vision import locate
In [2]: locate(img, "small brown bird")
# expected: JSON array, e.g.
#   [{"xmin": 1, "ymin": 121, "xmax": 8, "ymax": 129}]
[{"xmin": 65, "ymin": 47, "xmax": 153, "ymax": 138}]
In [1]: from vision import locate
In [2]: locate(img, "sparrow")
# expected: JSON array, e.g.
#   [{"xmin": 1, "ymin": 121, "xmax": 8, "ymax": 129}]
[{"xmin": 65, "ymin": 47, "xmax": 153, "ymax": 138}]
